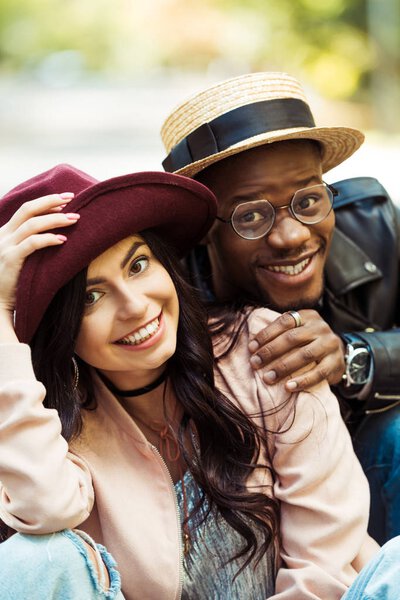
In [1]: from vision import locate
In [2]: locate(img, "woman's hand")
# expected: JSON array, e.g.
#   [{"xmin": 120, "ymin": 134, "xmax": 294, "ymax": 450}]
[
  {"xmin": 248, "ymin": 309, "xmax": 345, "ymax": 391},
  {"xmin": 0, "ymin": 193, "xmax": 79, "ymax": 317}
]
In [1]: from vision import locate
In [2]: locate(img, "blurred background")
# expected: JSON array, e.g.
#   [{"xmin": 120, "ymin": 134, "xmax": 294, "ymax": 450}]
[{"xmin": 0, "ymin": 0, "xmax": 399, "ymax": 201}]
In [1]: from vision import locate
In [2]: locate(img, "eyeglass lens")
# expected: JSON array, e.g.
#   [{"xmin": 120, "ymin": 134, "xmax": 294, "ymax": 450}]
[{"xmin": 231, "ymin": 184, "xmax": 333, "ymax": 239}]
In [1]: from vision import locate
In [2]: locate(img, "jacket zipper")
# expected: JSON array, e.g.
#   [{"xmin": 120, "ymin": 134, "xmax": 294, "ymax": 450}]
[{"xmin": 150, "ymin": 444, "xmax": 183, "ymax": 600}]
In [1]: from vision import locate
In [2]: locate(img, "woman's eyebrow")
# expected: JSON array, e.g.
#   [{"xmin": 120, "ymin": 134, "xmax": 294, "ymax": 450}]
[
  {"xmin": 86, "ymin": 241, "xmax": 146, "ymax": 286},
  {"xmin": 86, "ymin": 276, "xmax": 105, "ymax": 286},
  {"xmin": 120, "ymin": 241, "xmax": 145, "ymax": 269}
]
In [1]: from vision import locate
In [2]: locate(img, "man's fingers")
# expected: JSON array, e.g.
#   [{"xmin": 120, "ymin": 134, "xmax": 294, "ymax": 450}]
[
  {"xmin": 251, "ymin": 326, "xmax": 316, "ymax": 369},
  {"xmin": 260, "ymin": 341, "xmax": 323, "ymax": 384},
  {"xmin": 249, "ymin": 309, "xmax": 346, "ymax": 391},
  {"xmin": 284, "ymin": 358, "xmax": 336, "ymax": 392},
  {"xmin": 252, "ymin": 311, "xmax": 304, "ymax": 347}
]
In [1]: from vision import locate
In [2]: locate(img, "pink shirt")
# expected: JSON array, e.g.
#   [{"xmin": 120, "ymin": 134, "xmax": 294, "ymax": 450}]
[{"xmin": 0, "ymin": 308, "xmax": 379, "ymax": 599}]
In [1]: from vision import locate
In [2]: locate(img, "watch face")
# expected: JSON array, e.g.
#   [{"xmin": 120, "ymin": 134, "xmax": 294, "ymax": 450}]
[{"xmin": 348, "ymin": 347, "xmax": 370, "ymax": 385}]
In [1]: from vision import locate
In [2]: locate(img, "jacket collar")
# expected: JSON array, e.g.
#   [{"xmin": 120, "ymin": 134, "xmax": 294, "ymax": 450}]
[{"xmin": 325, "ymin": 227, "xmax": 382, "ymax": 296}]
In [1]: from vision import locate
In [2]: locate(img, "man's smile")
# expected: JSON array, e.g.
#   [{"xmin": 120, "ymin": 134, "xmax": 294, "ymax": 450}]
[{"xmin": 263, "ymin": 256, "xmax": 311, "ymax": 276}]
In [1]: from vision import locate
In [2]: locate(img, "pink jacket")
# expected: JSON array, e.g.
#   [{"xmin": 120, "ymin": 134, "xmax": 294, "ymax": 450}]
[{"xmin": 0, "ymin": 308, "xmax": 378, "ymax": 600}]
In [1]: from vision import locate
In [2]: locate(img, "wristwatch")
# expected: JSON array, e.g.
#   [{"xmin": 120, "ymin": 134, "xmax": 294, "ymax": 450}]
[{"xmin": 341, "ymin": 334, "xmax": 372, "ymax": 388}]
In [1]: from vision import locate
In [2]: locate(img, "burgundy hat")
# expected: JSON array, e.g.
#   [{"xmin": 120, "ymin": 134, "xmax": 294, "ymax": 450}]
[{"xmin": 0, "ymin": 164, "xmax": 217, "ymax": 343}]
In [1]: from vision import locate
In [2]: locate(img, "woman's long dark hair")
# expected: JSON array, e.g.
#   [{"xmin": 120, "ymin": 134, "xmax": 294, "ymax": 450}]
[{"xmin": 2, "ymin": 231, "xmax": 280, "ymax": 570}]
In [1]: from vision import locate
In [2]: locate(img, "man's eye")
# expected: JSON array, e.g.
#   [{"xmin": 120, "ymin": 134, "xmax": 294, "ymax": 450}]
[
  {"xmin": 297, "ymin": 196, "xmax": 318, "ymax": 211},
  {"xmin": 85, "ymin": 290, "xmax": 103, "ymax": 306},
  {"xmin": 239, "ymin": 211, "xmax": 265, "ymax": 223},
  {"xmin": 130, "ymin": 256, "xmax": 149, "ymax": 275}
]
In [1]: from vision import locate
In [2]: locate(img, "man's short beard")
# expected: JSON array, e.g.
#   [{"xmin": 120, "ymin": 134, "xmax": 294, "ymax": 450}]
[
  {"xmin": 255, "ymin": 277, "xmax": 325, "ymax": 314},
  {"xmin": 265, "ymin": 296, "xmax": 323, "ymax": 313}
]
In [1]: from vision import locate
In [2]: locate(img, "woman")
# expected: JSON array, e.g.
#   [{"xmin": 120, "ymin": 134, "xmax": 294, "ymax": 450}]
[{"xmin": 0, "ymin": 164, "xmax": 378, "ymax": 599}]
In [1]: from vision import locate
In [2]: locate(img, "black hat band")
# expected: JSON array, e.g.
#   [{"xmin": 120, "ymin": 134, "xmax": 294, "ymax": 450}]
[{"xmin": 162, "ymin": 97, "xmax": 315, "ymax": 172}]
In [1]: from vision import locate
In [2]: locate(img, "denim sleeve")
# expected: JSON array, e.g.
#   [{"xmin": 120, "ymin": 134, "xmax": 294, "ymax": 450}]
[
  {"xmin": 0, "ymin": 530, "xmax": 125, "ymax": 600},
  {"xmin": 342, "ymin": 536, "xmax": 400, "ymax": 600}
]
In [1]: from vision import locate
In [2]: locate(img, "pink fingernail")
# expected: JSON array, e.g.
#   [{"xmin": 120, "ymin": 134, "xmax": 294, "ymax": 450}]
[
  {"xmin": 65, "ymin": 213, "xmax": 80, "ymax": 220},
  {"xmin": 57, "ymin": 234, "xmax": 67, "ymax": 242},
  {"xmin": 60, "ymin": 192, "xmax": 74, "ymax": 200}
]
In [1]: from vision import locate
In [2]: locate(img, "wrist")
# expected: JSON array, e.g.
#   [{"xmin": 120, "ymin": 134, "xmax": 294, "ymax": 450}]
[{"xmin": 0, "ymin": 308, "xmax": 18, "ymax": 343}]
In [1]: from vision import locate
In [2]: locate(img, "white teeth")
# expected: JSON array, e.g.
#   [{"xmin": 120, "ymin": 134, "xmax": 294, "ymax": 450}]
[
  {"xmin": 117, "ymin": 317, "xmax": 160, "ymax": 345},
  {"xmin": 267, "ymin": 257, "xmax": 310, "ymax": 275}
]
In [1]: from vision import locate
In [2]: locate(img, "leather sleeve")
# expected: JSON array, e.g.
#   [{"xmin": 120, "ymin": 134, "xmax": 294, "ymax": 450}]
[
  {"xmin": 350, "ymin": 199, "xmax": 400, "ymax": 408},
  {"xmin": 355, "ymin": 329, "xmax": 400, "ymax": 410}
]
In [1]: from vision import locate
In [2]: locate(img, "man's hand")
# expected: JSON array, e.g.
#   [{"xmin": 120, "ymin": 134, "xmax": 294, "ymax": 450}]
[{"xmin": 248, "ymin": 309, "xmax": 346, "ymax": 391}]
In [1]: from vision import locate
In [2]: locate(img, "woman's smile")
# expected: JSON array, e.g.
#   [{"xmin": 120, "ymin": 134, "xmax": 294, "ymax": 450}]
[{"xmin": 114, "ymin": 312, "xmax": 165, "ymax": 351}]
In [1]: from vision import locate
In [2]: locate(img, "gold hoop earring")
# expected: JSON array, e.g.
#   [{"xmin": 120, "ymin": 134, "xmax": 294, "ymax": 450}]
[{"xmin": 72, "ymin": 356, "xmax": 79, "ymax": 391}]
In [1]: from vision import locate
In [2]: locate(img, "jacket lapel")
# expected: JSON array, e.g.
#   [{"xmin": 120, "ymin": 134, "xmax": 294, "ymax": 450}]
[{"xmin": 325, "ymin": 228, "xmax": 382, "ymax": 296}]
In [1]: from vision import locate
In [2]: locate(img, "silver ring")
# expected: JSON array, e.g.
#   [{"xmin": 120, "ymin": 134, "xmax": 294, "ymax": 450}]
[{"xmin": 288, "ymin": 310, "xmax": 303, "ymax": 328}]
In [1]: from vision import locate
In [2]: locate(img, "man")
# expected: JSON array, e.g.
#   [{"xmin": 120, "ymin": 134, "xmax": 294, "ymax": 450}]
[{"xmin": 160, "ymin": 72, "xmax": 400, "ymax": 544}]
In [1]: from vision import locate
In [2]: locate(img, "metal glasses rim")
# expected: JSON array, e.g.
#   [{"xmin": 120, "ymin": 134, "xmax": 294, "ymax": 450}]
[{"xmin": 215, "ymin": 182, "xmax": 337, "ymax": 240}]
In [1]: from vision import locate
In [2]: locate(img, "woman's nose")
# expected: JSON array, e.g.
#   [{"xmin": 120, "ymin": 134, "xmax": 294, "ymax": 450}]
[
  {"xmin": 116, "ymin": 285, "xmax": 149, "ymax": 320},
  {"xmin": 266, "ymin": 212, "xmax": 311, "ymax": 249}
]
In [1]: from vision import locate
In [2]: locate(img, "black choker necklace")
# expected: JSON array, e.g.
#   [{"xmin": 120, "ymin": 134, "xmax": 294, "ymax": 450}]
[{"xmin": 98, "ymin": 370, "xmax": 167, "ymax": 397}]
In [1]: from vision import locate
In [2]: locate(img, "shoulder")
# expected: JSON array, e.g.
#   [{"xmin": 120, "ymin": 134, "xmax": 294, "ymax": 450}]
[
  {"xmin": 211, "ymin": 305, "xmax": 280, "ymax": 359},
  {"xmin": 246, "ymin": 306, "xmax": 281, "ymax": 334},
  {"xmin": 212, "ymin": 307, "xmax": 294, "ymax": 426},
  {"xmin": 333, "ymin": 176, "xmax": 400, "ymax": 235},
  {"xmin": 327, "ymin": 177, "xmax": 399, "ymax": 291},
  {"xmin": 332, "ymin": 176, "xmax": 392, "ymax": 208}
]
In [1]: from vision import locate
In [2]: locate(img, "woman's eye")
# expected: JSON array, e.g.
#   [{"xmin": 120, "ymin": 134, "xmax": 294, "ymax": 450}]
[
  {"xmin": 85, "ymin": 290, "xmax": 103, "ymax": 307},
  {"xmin": 130, "ymin": 256, "xmax": 149, "ymax": 275}
]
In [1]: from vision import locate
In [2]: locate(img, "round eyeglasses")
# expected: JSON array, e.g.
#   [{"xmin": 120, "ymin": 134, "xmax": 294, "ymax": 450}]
[{"xmin": 215, "ymin": 183, "xmax": 337, "ymax": 240}]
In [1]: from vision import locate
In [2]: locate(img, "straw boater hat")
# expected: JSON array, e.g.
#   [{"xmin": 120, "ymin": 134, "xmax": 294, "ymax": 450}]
[
  {"xmin": 161, "ymin": 71, "xmax": 365, "ymax": 177},
  {"xmin": 0, "ymin": 164, "xmax": 217, "ymax": 343}
]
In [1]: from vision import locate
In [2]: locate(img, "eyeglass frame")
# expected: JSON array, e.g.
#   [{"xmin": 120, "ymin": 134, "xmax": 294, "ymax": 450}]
[{"xmin": 215, "ymin": 182, "xmax": 338, "ymax": 240}]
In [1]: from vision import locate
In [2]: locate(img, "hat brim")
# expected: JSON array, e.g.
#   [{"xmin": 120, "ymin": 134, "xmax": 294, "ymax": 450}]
[
  {"xmin": 15, "ymin": 171, "xmax": 216, "ymax": 343},
  {"xmin": 172, "ymin": 126, "xmax": 364, "ymax": 177}
]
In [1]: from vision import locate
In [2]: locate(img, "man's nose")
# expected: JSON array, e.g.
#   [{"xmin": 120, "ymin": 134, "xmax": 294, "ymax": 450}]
[{"xmin": 266, "ymin": 212, "xmax": 311, "ymax": 249}]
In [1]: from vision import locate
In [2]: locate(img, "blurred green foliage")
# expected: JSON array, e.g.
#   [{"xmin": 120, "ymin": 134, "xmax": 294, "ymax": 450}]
[{"xmin": 0, "ymin": 0, "xmax": 396, "ymax": 101}]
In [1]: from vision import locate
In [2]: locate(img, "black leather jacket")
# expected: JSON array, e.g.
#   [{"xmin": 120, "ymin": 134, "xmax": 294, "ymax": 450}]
[{"xmin": 186, "ymin": 176, "xmax": 400, "ymax": 413}]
